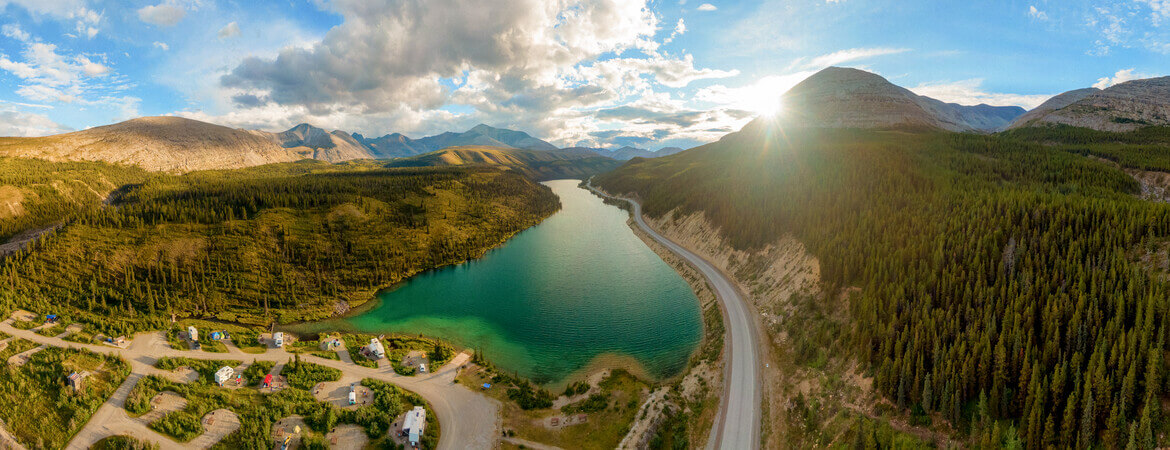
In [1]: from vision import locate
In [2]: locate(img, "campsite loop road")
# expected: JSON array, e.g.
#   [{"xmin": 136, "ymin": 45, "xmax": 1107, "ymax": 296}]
[{"xmin": 586, "ymin": 179, "xmax": 762, "ymax": 450}]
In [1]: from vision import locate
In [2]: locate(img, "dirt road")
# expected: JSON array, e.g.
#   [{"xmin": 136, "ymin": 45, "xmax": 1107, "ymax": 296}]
[{"xmin": 586, "ymin": 179, "xmax": 762, "ymax": 450}]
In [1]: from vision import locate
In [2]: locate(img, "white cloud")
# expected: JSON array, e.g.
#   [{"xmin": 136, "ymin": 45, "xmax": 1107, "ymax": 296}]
[
  {"xmin": 0, "ymin": 108, "xmax": 72, "ymax": 137},
  {"xmin": 1092, "ymin": 68, "xmax": 1152, "ymax": 89},
  {"xmin": 0, "ymin": 42, "xmax": 125, "ymax": 105},
  {"xmin": 697, "ymin": 3, "xmax": 716, "ymax": 11},
  {"xmin": 1139, "ymin": 0, "xmax": 1170, "ymax": 26},
  {"xmin": 137, "ymin": 3, "xmax": 186, "ymax": 26},
  {"xmin": 795, "ymin": 47, "xmax": 910, "ymax": 70},
  {"xmin": 2, "ymin": 24, "xmax": 30, "ymax": 41},
  {"xmin": 153, "ymin": 42, "xmax": 170, "ymax": 51},
  {"xmin": 908, "ymin": 79, "xmax": 1052, "ymax": 109},
  {"xmin": 0, "ymin": 1, "xmax": 101, "ymax": 38},
  {"xmin": 1028, "ymin": 5, "xmax": 1048, "ymax": 21},
  {"xmin": 218, "ymin": 22, "xmax": 240, "ymax": 39}
]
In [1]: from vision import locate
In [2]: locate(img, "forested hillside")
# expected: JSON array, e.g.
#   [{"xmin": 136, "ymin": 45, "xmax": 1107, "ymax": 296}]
[
  {"xmin": 385, "ymin": 146, "xmax": 622, "ymax": 180},
  {"xmin": 596, "ymin": 121, "xmax": 1170, "ymax": 448},
  {"xmin": 0, "ymin": 158, "xmax": 152, "ymax": 242},
  {"xmin": 0, "ymin": 160, "xmax": 559, "ymax": 336}
]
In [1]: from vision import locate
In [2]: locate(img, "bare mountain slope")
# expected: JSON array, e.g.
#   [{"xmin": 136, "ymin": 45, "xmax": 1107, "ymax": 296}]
[
  {"xmin": 1009, "ymin": 77, "xmax": 1170, "ymax": 131},
  {"xmin": 1006, "ymin": 88, "xmax": 1100, "ymax": 129},
  {"xmin": 0, "ymin": 116, "xmax": 309, "ymax": 172},
  {"xmin": 260, "ymin": 123, "xmax": 374, "ymax": 162},
  {"xmin": 781, "ymin": 67, "xmax": 1024, "ymax": 132}
]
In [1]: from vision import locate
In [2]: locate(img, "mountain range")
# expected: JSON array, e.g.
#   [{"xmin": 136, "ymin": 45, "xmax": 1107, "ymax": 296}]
[{"xmin": 2, "ymin": 66, "xmax": 1168, "ymax": 173}]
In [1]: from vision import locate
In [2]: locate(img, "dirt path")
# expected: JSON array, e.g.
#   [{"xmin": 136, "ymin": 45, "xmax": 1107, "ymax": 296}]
[{"xmin": 0, "ymin": 318, "xmax": 501, "ymax": 450}]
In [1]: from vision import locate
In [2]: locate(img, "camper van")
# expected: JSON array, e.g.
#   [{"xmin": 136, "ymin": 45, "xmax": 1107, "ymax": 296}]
[
  {"xmin": 348, "ymin": 383, "xmax": 357, "ymax": 405},
  {"xmin": 273, "ymin": 332, "xmax": 284, "ymax": 348}
]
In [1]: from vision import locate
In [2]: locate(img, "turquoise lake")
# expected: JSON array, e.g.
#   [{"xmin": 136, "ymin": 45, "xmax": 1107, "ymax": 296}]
[{"xmin": 300, "ymin": 179, "xmax": 702, "ymax": 385}]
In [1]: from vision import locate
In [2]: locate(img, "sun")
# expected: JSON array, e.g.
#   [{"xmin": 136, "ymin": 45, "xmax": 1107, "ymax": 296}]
[{"xmin": 735, "ymin": 75, "xmax": 793, "ymax": 118}]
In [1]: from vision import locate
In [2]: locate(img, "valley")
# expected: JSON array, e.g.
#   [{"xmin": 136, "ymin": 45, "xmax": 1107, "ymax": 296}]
[{"xmin": 1, "ymin": 10, "xmax": 1170, "ymax": 446}]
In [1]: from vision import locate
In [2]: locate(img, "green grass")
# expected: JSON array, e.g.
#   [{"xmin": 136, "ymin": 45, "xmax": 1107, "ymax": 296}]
[
  {"xmin": 0, "ymin": 338, "xmax": 37, "ymax": 361},
  {"xmin": 0, "ymin": 347, "xmax": 129, "ymax": 449}
]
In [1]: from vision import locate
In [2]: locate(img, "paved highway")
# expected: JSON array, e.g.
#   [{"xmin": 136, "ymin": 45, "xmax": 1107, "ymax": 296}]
[{"xmin": 586, "ymin": 179, "xmax": 761, "ymax": 450}]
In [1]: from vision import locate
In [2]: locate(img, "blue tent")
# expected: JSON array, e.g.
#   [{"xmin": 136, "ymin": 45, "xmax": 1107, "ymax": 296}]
[
  {"xmin": 46, "ymin": 314, "xmax": 58, "ymax": 321},
  {"xmin": 482, "ymin": 383, "xmax": 491, "ymax": 389}
]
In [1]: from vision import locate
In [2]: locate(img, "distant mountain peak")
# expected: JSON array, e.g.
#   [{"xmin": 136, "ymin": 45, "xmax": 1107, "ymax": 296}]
[{"xmin": 780, "ymin": 67, "xmax": 1024, "ymax": 132}]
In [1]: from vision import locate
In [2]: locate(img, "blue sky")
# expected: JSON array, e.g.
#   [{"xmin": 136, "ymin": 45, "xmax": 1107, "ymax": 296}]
[{"xmin": 1, "ymin": 0, "xmax": 1168, "ymax": 149}]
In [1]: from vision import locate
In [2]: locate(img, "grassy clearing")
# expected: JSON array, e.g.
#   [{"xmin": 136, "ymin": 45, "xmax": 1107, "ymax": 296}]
[
  {"xmin": 282, "ymin": 356, "xmax": 341, "ymax": 390},
  {"xmin": 459, "ymin": 366, "xmax": 647, "ymax": 450},
  {"xmin": 0, "ymin": 347, "xmax": 129, "ymax": 449}
]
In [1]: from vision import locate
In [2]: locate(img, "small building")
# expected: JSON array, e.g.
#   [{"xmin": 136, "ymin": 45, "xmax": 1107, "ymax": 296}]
[
  {"xmin": 214, "ymin": 366, "xmax": 235, "ymax": 386},
  {"xmin": 363, "ymin": 338, "xmax": 385, "ymax": 359},
  {"xmin": 187, "ymin": 326, "xmax": 199, "ymax": 342},
  {"xmin": 67, "ymin": 371, "xmax": 88, "ymax": 392},
  {"xmin": 273, "ymin": 332, "xmax": 284, "ymax": 348},
  {"xmin": 402, "ymin": 406, "xmax": 426, "ymax": 447}
]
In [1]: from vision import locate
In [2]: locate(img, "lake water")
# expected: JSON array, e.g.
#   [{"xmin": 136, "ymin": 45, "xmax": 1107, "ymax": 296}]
[{"xmin": 299, "ymin": 179, "xmax": 701, "ymax": 385}]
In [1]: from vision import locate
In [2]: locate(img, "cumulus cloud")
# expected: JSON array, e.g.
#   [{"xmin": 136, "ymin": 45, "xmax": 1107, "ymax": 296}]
[
  {"xmin": 218, "ymin": 22, "xmax": 240, "ymax": 39},
  {"xmin": 908, "ymin": 79, "xmax": 1052, "ymax": 109},
  {"xmin": 0, "ymin": 108, "xmax": 73, "ymax": 137},
  {"xmin": 1092, "ymin": 68, "xmax": 1152, "ymax": 89},
  {"xmin": 697, "ymin": 3, "xmax": 716, "ymax": 11},
  {"xmin": 153, "ymin": 41, "xmax": 170, "ymax": 51},
  {"xmin": 137, "ymin": 3, "xmax": 186, "ymax": 26}
]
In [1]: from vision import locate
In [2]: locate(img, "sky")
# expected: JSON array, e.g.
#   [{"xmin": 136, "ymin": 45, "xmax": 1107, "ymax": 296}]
[{"xmin": 1, "ymin": 0, "xmax": 1169, "ymax": 149}]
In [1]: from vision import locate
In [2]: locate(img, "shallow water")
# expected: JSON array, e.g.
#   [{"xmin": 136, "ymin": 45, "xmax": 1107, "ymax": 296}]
[{"xmin": 298, "ymin": 179, "xmax": 701, "ymax": 384}]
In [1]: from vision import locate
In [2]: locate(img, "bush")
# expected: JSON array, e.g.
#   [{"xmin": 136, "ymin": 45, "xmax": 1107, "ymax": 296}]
[
  {"xmin": 150, "ymin": 411, "xmax": 202, "ymax": 441},
  {"xmin": 283, "ymin": 355, "xmax": 341, "ymax": 390},
  {"xmin": 507, "ymin": 381, "xmax": 554, "ymax": 410},
  {"xmin": 561, "ymin": 393, "xmax": 609, "ymax": 414}
]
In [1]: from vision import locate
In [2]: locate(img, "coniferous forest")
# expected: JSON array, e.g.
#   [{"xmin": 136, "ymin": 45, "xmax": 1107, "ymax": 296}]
[
  {"xmin": 596, "ymin": 123, "xmax": 1170, "ymax": 448},
  {"xmin": 0, "ymin": 160, "xmax": 559, "ymax": 336}
]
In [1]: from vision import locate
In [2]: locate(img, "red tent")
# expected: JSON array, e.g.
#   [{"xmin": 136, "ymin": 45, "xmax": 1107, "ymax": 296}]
[{"xmin": 264, "ymin": 374, "xmax": 273, "ymax": 387}]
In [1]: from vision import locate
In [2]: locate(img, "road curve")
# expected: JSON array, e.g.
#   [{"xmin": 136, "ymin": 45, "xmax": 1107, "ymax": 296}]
[{"xmin": 585, "ymin": 179, "xmax": 761, "ymax": 450}]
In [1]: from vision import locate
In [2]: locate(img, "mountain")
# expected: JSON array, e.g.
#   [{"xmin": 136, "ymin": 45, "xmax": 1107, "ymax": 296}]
[
  {"xmin": 1007, "ymin": 77, "xmax": 1170, "ymax": 131},
  {"xmin": 263, "ymin": 123, "xmax": 375, "ymax": 161},
  {"xmin": 385, "ymin": 146, "xmax": 621, "ymax": 180},
  {"xmin": 356, "ymin": 123, "xmax": 560, "ymax": 158},
  {"xmin": 0, "ymin": 116, "xmax": 310, "ymax": 172},
  {"xmin": 780, "ymin": 67, "xmax": 1025, "ymax": 132},
  {"xmin": 1006, "ymin": 88, "xmax": 1100, "ymax": 129},
  {"xmin": 609, "ymin": 146, "xmax": 687, "ymax": 160}
]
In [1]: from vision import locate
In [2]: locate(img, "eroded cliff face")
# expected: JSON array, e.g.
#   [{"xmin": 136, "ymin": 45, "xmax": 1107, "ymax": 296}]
[{"xmin": 637, "ymin": 208, "xmax": 955, "ymax": 447}]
